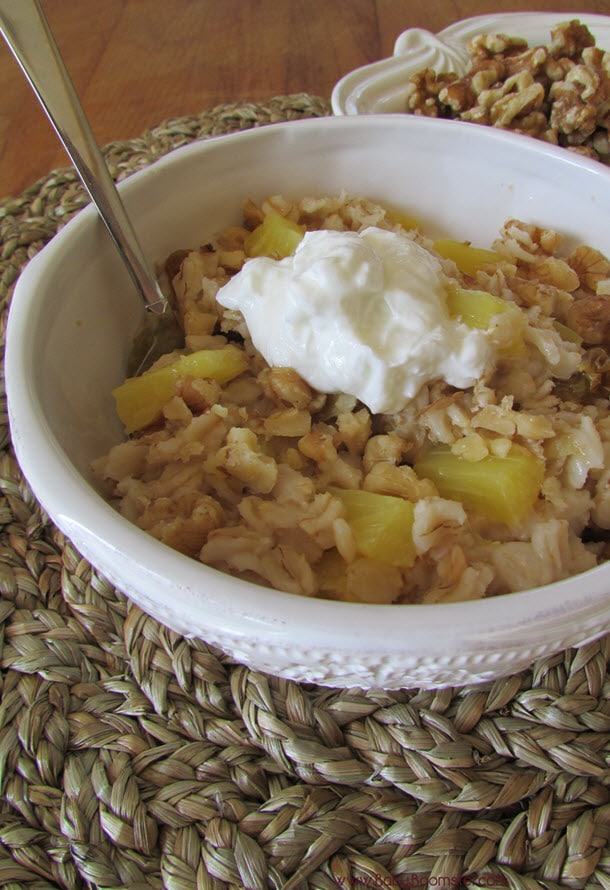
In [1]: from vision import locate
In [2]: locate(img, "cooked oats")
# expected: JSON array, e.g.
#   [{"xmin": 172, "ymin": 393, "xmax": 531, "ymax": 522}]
[{"xmin": 93, "ymin": 192, "xmax": 610, "ymax": 604}]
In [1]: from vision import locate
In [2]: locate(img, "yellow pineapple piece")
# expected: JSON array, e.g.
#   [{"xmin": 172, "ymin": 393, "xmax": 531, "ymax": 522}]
[
  {"xmin": 114, "ymin": 345, "xmax": 248, "ymax": 433},
  {"xmin": 434, "ymin": 238, "xmax": 504, "ymax": 276},
  {"xmin": 414, "ymin": 443, "xmax": 544, "ymax": 526},
  {"xmin": 384, "ymin": 207, "xmax": 421, "ymax": 231},
  {"xmin": 245, "ymin": 211, "xmax": 305, "ymax": 259},
  {"xmin": 317, "ymin": 550, "xmax": 403, "ymax": 603},
  {"xmin": 447, "ymin": 285, "xmax": 525, "ymax": 355},
  {"xmin": 329, "ymin": 487, "xmax": 416, "ymax": 567},
  {"xmin": 447, "ymin": 285, "xmax": 516, "ymax": 330},
  {"xmin": 553, "ymin": 320, "xmax": 582, "ymax": 345}
]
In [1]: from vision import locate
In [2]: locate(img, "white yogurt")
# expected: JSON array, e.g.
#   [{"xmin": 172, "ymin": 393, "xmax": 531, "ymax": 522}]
[{"xmin": 216, "ymin": 227, "xmax": 492, "ymax": 414}]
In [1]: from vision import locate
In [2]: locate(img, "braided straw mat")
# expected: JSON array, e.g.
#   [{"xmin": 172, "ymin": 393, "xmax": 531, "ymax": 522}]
[{"xmin": 1, "ymin": 94, "xmax": 610, "ymax": 890}]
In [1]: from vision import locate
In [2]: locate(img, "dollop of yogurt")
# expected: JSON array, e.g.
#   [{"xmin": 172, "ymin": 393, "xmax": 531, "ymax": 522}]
[{"xmin": 216, "ymin": 227, "xmax": 492, "ymax": 414}]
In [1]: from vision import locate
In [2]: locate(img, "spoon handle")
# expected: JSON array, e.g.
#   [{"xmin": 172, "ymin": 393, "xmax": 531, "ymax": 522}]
[{"xmin": 0, "ymin": 0, "xmax": 168, "ymax": 314}]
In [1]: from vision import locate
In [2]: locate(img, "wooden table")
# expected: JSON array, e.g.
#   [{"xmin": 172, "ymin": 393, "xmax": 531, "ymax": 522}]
[{"xmin": 1, "ymin": 0, "xmax": 609, "ymax": 200}]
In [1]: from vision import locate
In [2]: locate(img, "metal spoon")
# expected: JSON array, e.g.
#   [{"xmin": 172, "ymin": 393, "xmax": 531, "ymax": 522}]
[{"xmin": 0, "ymin": 0, "xmax": 184, "ymax": 375}]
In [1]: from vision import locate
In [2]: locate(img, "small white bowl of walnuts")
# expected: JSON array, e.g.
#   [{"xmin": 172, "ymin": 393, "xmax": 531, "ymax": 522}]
[{"xmin": 332, "ymin": 13, "xmax": 610, "ymax": 166}]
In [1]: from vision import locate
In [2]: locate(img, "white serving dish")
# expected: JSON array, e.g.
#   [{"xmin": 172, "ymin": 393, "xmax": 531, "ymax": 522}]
[
  {"xmin": 6, "ymin": 114, "xmax": 610, "ymax": 690},
  {"xmin": 331, "ymin": 12, "xmax": 610, "ymax": 116}
]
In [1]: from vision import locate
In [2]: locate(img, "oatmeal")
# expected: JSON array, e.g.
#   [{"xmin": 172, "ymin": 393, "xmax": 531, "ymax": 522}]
[{"xmin": 93, "ymin": 192, "xmax": 610, "ymax": 604}]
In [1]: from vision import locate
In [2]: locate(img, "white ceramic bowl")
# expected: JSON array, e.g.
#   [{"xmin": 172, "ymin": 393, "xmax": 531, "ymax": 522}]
[{"xmin": 6, "ymin": 114, "xmax": 610, "ymax": 690}]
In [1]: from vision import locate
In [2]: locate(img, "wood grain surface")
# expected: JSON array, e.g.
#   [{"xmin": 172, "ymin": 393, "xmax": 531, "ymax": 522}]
[{"xmin": 1, "ymin": 0, "xmax": 609, "ymax": 199}]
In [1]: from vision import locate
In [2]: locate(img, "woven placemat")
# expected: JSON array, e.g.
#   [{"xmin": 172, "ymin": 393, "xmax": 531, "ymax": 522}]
[{"xmin": 1, "ymin": 94, "xmax": 610, "ymax": 890}]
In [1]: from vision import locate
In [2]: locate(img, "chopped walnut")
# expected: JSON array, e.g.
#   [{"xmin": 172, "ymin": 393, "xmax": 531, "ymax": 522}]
[
  {"xmin": 438, "ymin": 78, "xmax": 477, "ymax": 114},
  {"xmin": 182, "ymin": 378, "xmax": 221, "ymax": 414},
  {"xmin": 298, "ymin": 423, "xmax": 338, "ymax": 465},
  {"xmin": 405, "ymin": 68, "xmax": 457, "ymax": 116},
  {"xmin": 140, "ymin": 492, "xmax": 224, "ymax": 558},
  {"xmin": 526, "ymin": 257, "xmax": 580, "ymax": 292},
  {"xmin": 460, "ymin": 105, "xmax": 491, "ymax": 125},
  {"xmin": 495, "ymin": 219, "xmax": 564, "ymax": 263},
  {"xmin": 568, "ymin": 245, "xmax": 610, "ymax": 292},
  {"xmin": 213, "ymin": 428, "xmax": 278, "ymax": 494},
  {"xmin": 404, "ymin": 19, "xmax": 610, "ymax": 166},
  {"xmin": 362, "ymin": 433, "xmax": 406, "ymax": 472},
  {"xmin": 336, "ymin": 409, "xmax": 372, "ymax": 456},
  {"xmin": 592, "ymin": 129, "xmax": 610, "ymax": 158},
  {"xmin": 471, "ymin": 60, "xmax": 507, "ymax": 93},
  {"xmin": 567, "ymin": 294, "xmax": 610, "ymax": 345},
  {"xmin": 468, "ymin": 32, "xmax": 528, "ymax": 62},
  {"xmin": 502, "ymin": 45, "xmax": 549, "ymax": 79},
  {"xmin": 263, "ymin": 408, "xmax": 311, "ymax": 438},
  {"xmin": 258, "ymin": 366, "xmax": 315, "ymax": 410},
  {"xmin": 489, "ymin": 81, "xmax": 546, "ymax": 128},
  {"xmin": 549, "ymin": 80, "xmax": 599, "ymax": 139},
  {"xmin": 549, "ymin": 20, "xmax": 596, "ymax": 58},
  {"xmin": 363, "ymin": 462, "xmax": 437, "ymax": 500},
  {"xmin": 544, "ymin": 55, "xmax": 576, "ymax": 82},
  {"xmin": 513, "ymin": 111, "xmax": 551, "ymax": 139}
]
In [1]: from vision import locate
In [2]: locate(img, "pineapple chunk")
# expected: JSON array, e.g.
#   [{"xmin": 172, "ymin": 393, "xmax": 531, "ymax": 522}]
[
  {"xmin": 384, "ymin": 207, "xmax": 421, "ymax": 231},
  {"xmin": 434, "ymin": 238, "xmax": 504, "ymax": 276},
  {"xmin": 317, "ymin": 550, "xmax": 403, "ymax": 603},
  {"xmin": 245, "ymin": 211, "xmax": 305, "ymax": 259},
  {"xmin": 414, "ymin": 444, "xmax": 544, "ymax": 526},
  {"xmin": 114, "ymin": 345, "xmax": 248, "ymax": 433},
  {"xmin": 447, "ymin": 285, "xmax": 525, "ymax": 355},
  {"xmin": 554, "ymin": 320, "xmax": 582, "ymax": 345},
  {"xmin": 329, "ymin": 487, "xmax": 416, "ymax": 567},
  {"xmin": 447, "ymin": 285, "xmax": 516, "ymax": 330}
]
